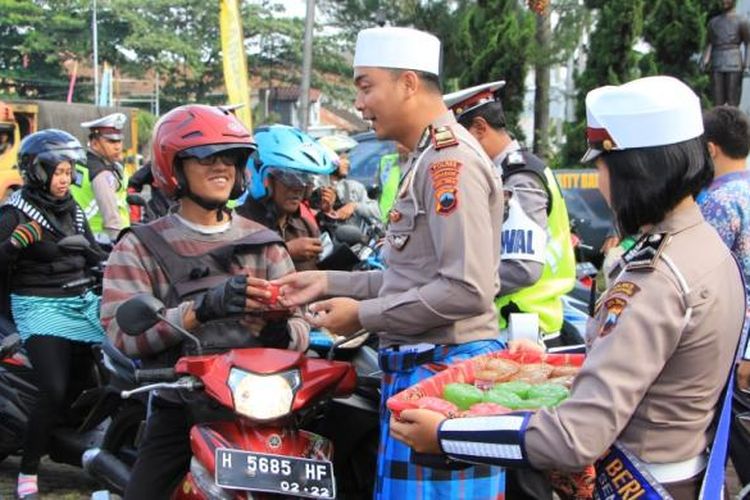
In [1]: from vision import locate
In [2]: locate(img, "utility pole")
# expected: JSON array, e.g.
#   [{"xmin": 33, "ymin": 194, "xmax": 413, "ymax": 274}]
[
  {"xmin": 155, "ymin": 70, "xmax": 160, "ymax": 116},
  {"xmin": 299, "ymin": 0, "xmax": 315, "ymax": 132},
  {"xmin": 92, "ymin": 0, "xmax": 99, "ymax": 105}
]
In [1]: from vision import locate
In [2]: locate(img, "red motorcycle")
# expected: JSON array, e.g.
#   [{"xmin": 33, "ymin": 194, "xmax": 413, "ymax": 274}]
[{"xmin": 114, "ymin": 294, "xmax": 358, "ymax": 499}]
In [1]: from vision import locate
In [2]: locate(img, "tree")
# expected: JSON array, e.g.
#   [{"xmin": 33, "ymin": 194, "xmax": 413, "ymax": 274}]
[
  {"xmin": 561, "ymin": 0, "xmax": 644, "ymax": 166},
  {"xmin": 0, "ymin": 0, "xmax": 128, "ymax": 101},
  {"xmin": 454, "ymin": 0, "xmax": 536, "ymax": 138},
  {"xmin": 640, "ymin": 0, "xmax": 729, "ymax": 108},
  {"xmin": 319, "ymin": 0, "xmax": 536, "ymax": 135},
  {"xmin": 528, "ymin": 0, "xmax": 589, "ymax": 160},
  {"xmin": 318, "ymin": 0, "xmax": 467, "ymax": 85}
]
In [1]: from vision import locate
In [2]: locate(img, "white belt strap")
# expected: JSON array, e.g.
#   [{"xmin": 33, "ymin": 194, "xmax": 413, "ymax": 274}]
[{"xmin": 643, "ymin": 454, "xmax": 707, "ymax": 484}]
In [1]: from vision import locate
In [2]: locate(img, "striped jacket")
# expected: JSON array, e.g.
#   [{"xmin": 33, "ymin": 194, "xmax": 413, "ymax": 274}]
[{"xmin": 101, "ymin": 213, "xmax": 309, "ymax": 358}]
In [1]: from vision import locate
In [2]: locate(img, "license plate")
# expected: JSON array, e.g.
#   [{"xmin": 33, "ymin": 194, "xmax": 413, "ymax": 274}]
[{"xmin": 214, "ymin": 448, "xmax": 335, "ymax": 499}]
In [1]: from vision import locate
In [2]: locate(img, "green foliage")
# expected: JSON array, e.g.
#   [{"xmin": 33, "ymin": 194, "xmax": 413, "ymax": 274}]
[
  {"xmin": 0, "ymin": 0, "xmax": 129, "ymax": 100},
  {"xmin": 0, "ymin": 0, "xmax": 353, "ymax": 113},
  {"xmin": 135, "ymin": 109, "xmax": 156, "ymax": 152},
  {"xmin": 454, "ymin": 0, "xmax": 536, "ymax": 138},
  {"xmin": 641, "ymin": 0, "xmax": 709, "ymax": 99},
  {"xmin": 561, "ymin": 1, "xmax": 644, "ymax": 166}
]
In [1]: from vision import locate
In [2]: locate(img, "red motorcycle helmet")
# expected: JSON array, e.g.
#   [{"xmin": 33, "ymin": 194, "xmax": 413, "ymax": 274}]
[{"xmin": 150, "ymin": 104, "xmax": 256, "ymax": 199}]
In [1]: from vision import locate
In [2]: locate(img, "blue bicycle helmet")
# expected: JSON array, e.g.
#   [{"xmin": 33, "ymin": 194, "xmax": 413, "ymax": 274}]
[{"xmin": 248, "ymin": 124, "xmax": 335, "ymax": 200}]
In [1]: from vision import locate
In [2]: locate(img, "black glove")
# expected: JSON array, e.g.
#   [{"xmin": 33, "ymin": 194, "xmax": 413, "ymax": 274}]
[{"xmin": 193, "ymin": 275, "xmax": 247, "ymax": 323}]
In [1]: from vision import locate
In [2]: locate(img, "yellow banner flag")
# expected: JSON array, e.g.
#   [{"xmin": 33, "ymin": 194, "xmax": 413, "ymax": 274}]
[{"xmin": 219, "ymin": 0, "xmax": 253, "ymax": 131}]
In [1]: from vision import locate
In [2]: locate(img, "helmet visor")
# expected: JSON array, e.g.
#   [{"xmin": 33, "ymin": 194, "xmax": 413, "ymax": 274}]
[
  {"xmin": 37, "ymin": 142, "xmax": 86, "ymax": 168},
  {"xmin": 267, "ymin": 168, "xmax": 314, "ymax": 189},
  {"xmin": 180, "ymin": 143, "xmax": 256, "ymax": 160}
]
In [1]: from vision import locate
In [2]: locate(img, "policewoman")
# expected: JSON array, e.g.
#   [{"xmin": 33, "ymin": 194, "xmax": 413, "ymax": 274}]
[
  {"xmin": 275, "ymin": 27, "xmax": 506, "ymax": 498},
  {"xmin": 71, "ymin": 112, "xmax": 130, "ymax": 244},
  {"xmin": 390, "ymin": 76, "xmax": 746, "ymax": 499},
  {"xmin": 445, "ymin": 82, "xmax": 576, "ymax": 349}
]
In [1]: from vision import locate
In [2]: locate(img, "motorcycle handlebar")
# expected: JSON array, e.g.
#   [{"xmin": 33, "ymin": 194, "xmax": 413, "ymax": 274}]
[{"xmin": 134, "ymin": 368, "xmax": 177, "ymax": 384}]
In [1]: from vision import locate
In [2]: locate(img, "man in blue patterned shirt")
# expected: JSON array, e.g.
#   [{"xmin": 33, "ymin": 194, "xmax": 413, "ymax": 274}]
[{"xmin": 700, "ymin": 104, "xmax": 750, "ymax": 486}]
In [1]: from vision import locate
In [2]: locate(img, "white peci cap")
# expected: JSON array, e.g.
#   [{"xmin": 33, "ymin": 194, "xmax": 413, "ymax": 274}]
[
  {"xmin": 353, "ymin": 27, "xmax": 441, "ymax": 76},
  {"xmin": 582, "ymin": 76, "xmax": 704, "ymax": 163}
]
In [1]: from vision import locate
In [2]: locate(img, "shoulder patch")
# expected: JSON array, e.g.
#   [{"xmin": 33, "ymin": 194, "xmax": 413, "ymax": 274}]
[
  {"xmin": 431, "ymin": 126, "xmax": 459, "ymax": 150},
  {"xmin": 621, "ymin": 233, "xmax": 669, "ymax": 271},
  {"xmin": 599, "ymin": 297, "xmax": 628, "ymax": 337},
  {"xmin": 429, "ymin": 160, "xmax": 462, "ymax": 216},
  {"xmin": 506, "ymin": 151, "xmax": 526, "ymax": 167},
  {"xmin": 609, "ymin": 281, "xmax": 641, "ymax": 297}
]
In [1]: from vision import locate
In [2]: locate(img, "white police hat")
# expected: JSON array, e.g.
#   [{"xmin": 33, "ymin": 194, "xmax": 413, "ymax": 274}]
[
  {"xmin": 443, "ymin": 81, "xmax": 506, "ymax": 119},
  {"xmin": 582, "ymin": 76, "xmax": 703, "ymax": 163},
  {"xmin": 353, "ymin": 27, "xmax": 441, "ymax": 76},
  {"xmin": 81, "ymin": 112, "xmax": 127, "ymax": 141}
]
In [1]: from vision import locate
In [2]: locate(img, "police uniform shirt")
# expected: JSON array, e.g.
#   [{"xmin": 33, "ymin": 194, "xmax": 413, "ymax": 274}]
[
  {"xmin": 492, "ymin": 140, "xmax": 549, "ymax": 295},
  {"xmin": 86, "ymin": 150, "xmax": 127, "ymax": 239},
  {"xmin": 327, "ymin": 111, "xmax": 504, "ymax": 347},
  {"xmin": 524, "ymin": 204, "xmax": 744, "ymax": 469}
]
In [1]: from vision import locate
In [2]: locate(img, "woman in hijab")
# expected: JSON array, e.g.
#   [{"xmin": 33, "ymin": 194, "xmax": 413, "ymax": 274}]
[{"xmin": 0, "ymin": 129, "xmax": 105, "ymax": 499}]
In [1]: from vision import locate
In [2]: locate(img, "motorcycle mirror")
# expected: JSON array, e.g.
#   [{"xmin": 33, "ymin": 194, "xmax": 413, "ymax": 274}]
[
  {"xmin": 116, "ymin": 294, "xmax": 166, "ymax": 336},
  {"xmin": 327, "ymin": 329, "xmax": 370, "ymax": 361},
  {"xmin": 58, "ymin": 234, "xmax": 92, "ymax": 252},
  {"xmin": 334, "ymin": 224, "xmax": 364, "ymax": 245},
  {"xmin": 115, "ymin": 294, "xmax": 204, "ymax": 355},
  {"xmin": 126, "ymin": 193, "xmax": 147, "ymax": 207},
  {"xmin": 0, "ymin": 333, "xmax": 21, "ymax": 359},
  {"xmin": 366, "ymin": 183, "xmax": 381, "ymax": 201}
]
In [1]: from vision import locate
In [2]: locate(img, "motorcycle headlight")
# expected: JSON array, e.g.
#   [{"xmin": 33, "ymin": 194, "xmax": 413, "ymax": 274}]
[{"xmin": 227, "ymin": 368, "xmax": 300, "ymax": 421}]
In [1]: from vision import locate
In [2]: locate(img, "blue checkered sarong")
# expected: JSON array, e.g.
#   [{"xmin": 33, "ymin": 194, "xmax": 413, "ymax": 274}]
[{"xmin": 376, "ymin": 339, "xmax": 506, "ymax": 500}]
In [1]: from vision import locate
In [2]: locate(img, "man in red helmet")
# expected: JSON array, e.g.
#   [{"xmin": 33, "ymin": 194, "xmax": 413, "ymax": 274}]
[{"xmin": 100, "ymin": 104, "xmax": 309, "ymax": 499}]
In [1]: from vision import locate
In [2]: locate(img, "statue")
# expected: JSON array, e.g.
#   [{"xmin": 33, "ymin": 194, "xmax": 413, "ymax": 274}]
[{"xmin": 702, "ymin": 0, "xmax": 750, "ymax": 106}]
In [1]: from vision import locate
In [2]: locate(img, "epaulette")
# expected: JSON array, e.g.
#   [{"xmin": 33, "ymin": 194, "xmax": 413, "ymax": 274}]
[
  {"xmin": 621, "ymin": 232, "xmax": 670, "ymax": 271},
  {"xmin": 431, "ymin": 125, "xmax": 459, "ymax": 150},
  {"xmin": 503, "ymin": 151, "xmax": 526, "ymax": 169}
]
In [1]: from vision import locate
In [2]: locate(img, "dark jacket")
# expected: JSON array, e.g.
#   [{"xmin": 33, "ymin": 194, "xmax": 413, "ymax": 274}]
[{"xmin": 236, "ymin": 198, "xmax": 320, "ymax": 271}]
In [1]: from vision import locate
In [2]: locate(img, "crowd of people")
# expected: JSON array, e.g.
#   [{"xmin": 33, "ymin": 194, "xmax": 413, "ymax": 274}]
[{"xmin": 0, "ymin": 24, "xmax": 748, "ymax": 500}]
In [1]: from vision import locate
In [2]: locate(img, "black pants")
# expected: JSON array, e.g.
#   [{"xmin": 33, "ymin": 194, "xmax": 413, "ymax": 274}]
[
  {"xmin": 711, "ymin": 71, "xmax": 743, "ymax": 107},
  {"xmin": 124, "ymin": 397, "xmax": 192, "ymax": 500},
  {"xmin": 21, "ymin": 335, "xmax": 95, "ymax": 474}
]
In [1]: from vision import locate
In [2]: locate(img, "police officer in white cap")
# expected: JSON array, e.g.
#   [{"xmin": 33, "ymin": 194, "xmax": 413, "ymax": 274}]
[
  {"xmin": 72, "ymin": 112, "xmax": 129, "ymax": 244},
  {"xmin": 390, "ymin": 75, "xmax": 746, "ymax": 500},
  {"xmin": 445, "ymin": 81, "xmax": 577, "ymax": 351},
  {"xmin": 275, "ymin": 26, "xmax": 506, "ymax": 498}
]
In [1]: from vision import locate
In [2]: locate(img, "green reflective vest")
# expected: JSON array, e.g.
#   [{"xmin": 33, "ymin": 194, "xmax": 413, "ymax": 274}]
[
  {"xmin": 496, "ymin": 167, "xmax": 576, "ymax": 335},
  {"xmin": 377, "ymin": 153, "xmax": 401, "ymax": 224},
  {"xmin": 71, "ymin": 162, "xmax": 130, "ymax": 237}
]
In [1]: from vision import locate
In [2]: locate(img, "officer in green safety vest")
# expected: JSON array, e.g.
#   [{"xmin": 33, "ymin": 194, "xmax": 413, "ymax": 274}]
[
  {"xmin": 375, "ymin": 142, "xmax": 409, "ymax": 224},
  {"xmin": 445, "ymin": 81, "xmax": 576, "ymax": 348},
  {"xmin": 72, "ymin": 113, "xmax": 130, "ymax": 245}
]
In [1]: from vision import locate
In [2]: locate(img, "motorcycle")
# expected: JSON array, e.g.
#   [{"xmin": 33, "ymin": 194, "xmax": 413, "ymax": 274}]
[
  {"xmin": 306, "ymin": 330, "xmax": 381, "ymax": 499},
  {"xmin": 92, "ymin": 293, "xmax": 359, "ymax": 499},
  {"xmin": 0, "ymin": 236, "xmax": 145, "ymax": 493},
  {"xmin": 317, "ymin": 214, "xmax": 385, "ymax": 272}
]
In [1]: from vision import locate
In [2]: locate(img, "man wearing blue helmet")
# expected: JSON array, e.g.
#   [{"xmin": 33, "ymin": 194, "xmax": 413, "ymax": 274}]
[{"xmin": 236, "ymin": 125, "xmax": 336, "ymax": 271}]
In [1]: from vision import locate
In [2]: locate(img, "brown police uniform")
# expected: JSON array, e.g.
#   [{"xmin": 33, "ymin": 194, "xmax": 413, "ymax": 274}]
[
  {"xmin": 525, "ymin": 204, "xmax": 744, "ymax": 491},
  {"xmin": 326, "ymin": 111, "xmax": 504, "ymax": 347}
]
